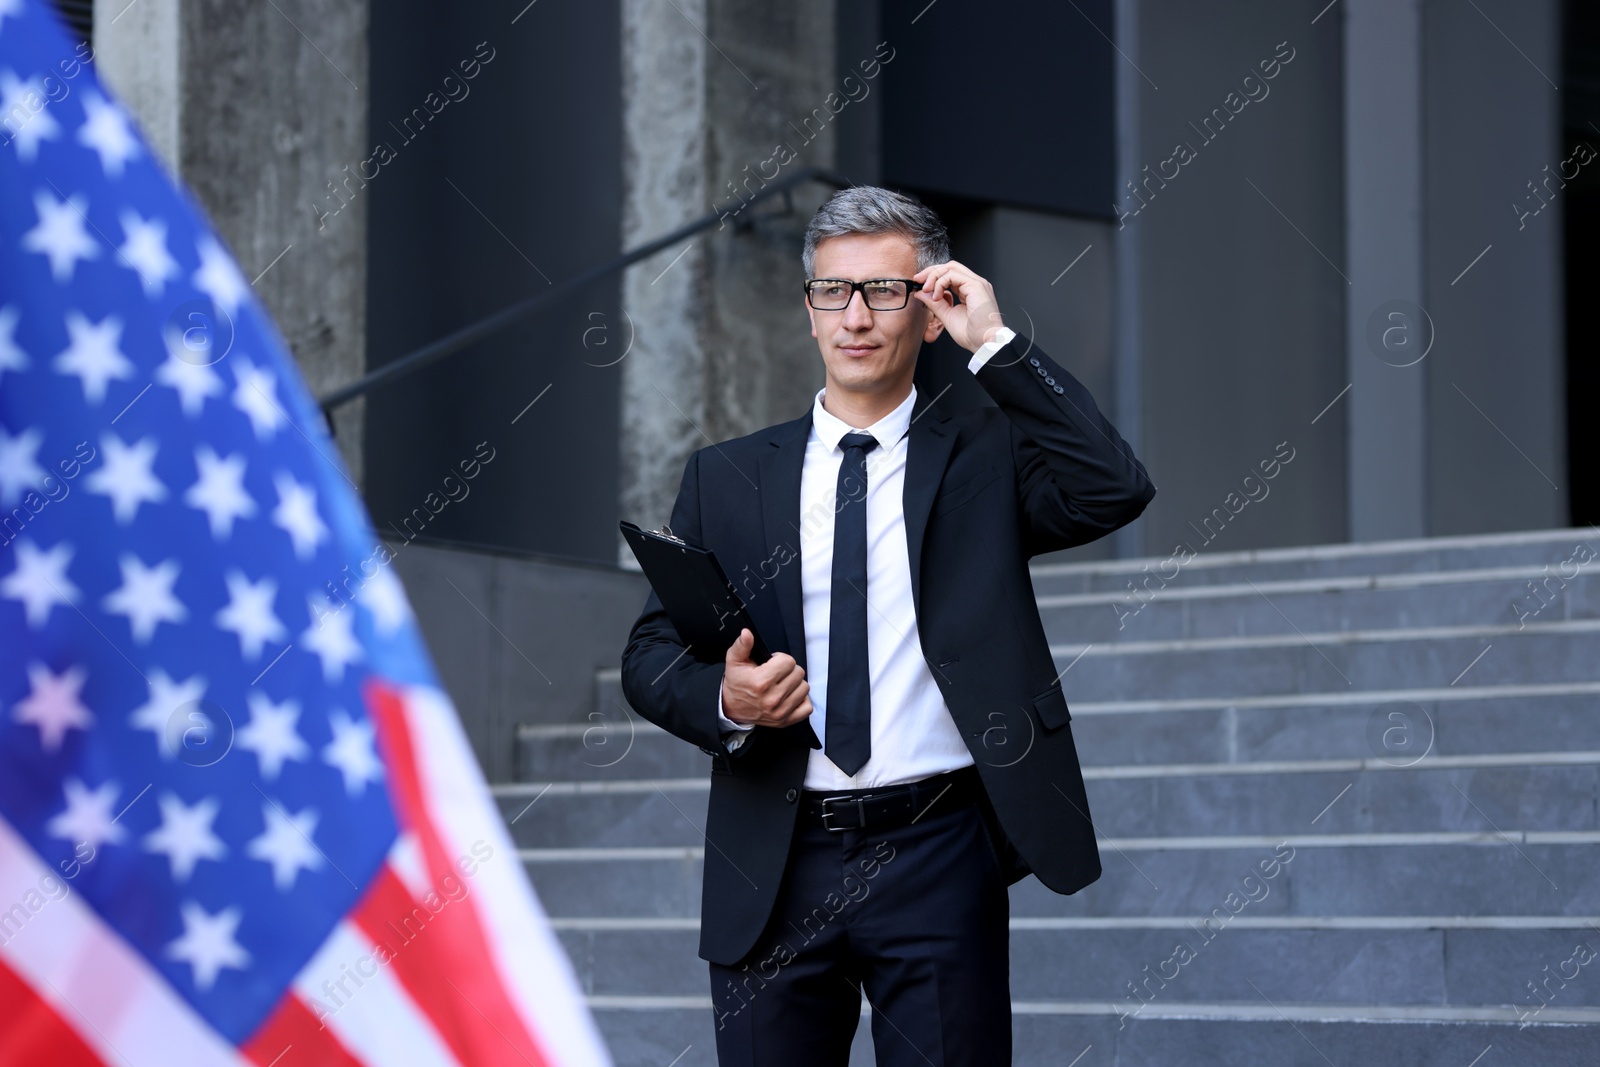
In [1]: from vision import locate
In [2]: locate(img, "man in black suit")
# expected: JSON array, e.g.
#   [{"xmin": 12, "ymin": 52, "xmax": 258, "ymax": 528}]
[{"xmin": 621, "ymin": 186, "xmax": 1154, "ymax": 1066}]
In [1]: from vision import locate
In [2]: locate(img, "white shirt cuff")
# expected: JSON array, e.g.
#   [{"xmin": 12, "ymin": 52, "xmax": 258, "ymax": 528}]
[
  {"xmin": 717, "ymin": 680, "xmax": 755, "ymax": 749},
  {"xmin": 967, "ymin": 326, "xmax": 1017, "ymax": 374}
]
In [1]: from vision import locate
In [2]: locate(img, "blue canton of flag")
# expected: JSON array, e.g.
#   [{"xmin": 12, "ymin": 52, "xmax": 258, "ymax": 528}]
[{"xmin": 0, "ymin": 3, "xmax": 608, "ymax": 1065}]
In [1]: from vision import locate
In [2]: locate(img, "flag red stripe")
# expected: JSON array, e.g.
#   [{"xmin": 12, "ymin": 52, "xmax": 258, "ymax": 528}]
[
  {"xmin": 241, "ymin": 994, "xmax": 365, "ymax": 1067},
  {"xmin": 364, "ymin": 682, "xmax": 555, "ymax": 1067},
  {"xmin": 0, "ymin": 957, "xmax": 104, "ymax": 1067}
]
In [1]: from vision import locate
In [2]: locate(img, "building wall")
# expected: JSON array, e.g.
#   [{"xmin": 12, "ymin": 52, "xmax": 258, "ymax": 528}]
[
  {"xmin": 1126, "ymin": 0, "xmax": 1348, "ymax": 557},
  {"xmin": 384, "ymin": 540, "xmax": 649, "ymax": 783},
  {"xmin": 1423, "ymin": 0, "xmax": 1566, "ymax": 534},
  {"xmin": 362, "ymin": 1, "xmax": 623, "ymax": 565}
]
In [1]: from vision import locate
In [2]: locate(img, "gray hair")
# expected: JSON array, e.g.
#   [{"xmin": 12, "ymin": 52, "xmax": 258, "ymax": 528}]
[{"xmin": 801, "ymin": 186, "xmax": 950, "ymax": 278}]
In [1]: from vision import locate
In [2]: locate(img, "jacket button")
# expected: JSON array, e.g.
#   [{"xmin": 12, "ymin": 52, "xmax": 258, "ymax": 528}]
[
  {"xmin": 1053, "ymin": 385, "xmax": 1065, "ymax": 394},
  {"xmin": 1036, "ymin": 366, "xmax": 1048, "ymax": 377},
  {"xmin": 785, "ymin": 788, "xmax": 798, "ymax": 802},
  {"xmin": 1028, "ymin": 357, "xmax": 1041, "ymax": 367},
  {"xmin": 1044, "ymin": 376, "xmax": 1056, "ymax": 386}
]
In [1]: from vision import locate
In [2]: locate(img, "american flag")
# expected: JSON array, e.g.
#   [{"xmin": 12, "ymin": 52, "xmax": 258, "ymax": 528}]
[{"xmin": 0, "ymin": 3, "xmax": 610, "ymax": 1064}]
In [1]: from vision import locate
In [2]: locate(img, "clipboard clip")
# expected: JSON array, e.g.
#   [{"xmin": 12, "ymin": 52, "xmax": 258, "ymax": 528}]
[{"xmin": 651, "ymin": 524, "xmax": 688, "ymax": 545}]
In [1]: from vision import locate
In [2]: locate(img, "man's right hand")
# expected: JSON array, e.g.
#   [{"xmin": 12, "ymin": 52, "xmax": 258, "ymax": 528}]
[{"xmin": 722, "ymin": 628, "xmax": 813, "ymax": 728}]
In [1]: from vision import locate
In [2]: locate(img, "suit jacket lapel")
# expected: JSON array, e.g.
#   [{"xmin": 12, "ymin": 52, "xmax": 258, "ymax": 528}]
[
  {"xmin": 759, "ymin": 411, "xmax": 812, "ymax": 672},
  {"xmin": 902, "ymin": 391, "xmax": 955, "ymax": 621}
]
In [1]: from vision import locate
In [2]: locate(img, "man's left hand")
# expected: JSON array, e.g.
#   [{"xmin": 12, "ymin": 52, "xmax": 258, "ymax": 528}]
[{"xmin": 911, "ymin": 260, "xmax": 1006, "ymax": 353}]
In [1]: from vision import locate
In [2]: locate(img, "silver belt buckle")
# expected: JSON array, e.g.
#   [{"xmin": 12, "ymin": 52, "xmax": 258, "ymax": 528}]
[{"xmin": 820, "ymin": 796, "xmax": 864, "ymax": 832}]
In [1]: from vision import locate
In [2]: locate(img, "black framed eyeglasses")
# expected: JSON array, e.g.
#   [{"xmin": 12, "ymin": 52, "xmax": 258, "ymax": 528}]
[{"xmin": 803, "ymin": 278, "xmax": 923, "ymax": 311}]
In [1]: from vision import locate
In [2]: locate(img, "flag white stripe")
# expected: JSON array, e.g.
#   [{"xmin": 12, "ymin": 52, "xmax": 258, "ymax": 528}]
[
  {"xmin": 400, "ymin": 685, "xmax": 613, "ymax": 1067},
  {"xmin": 0, "ymin": 814, "xmax": 248, "ymax": 1067},
  {"xmin": 289, "ymin": 918, "xmax": 463, "ymax": 1067}
]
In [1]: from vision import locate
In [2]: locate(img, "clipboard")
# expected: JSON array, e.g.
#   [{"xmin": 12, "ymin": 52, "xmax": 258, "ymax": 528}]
[
  {"xmin": 620, "ymin": 520, "xmax": 821, "ymax": 749},
  {"xmin": 620, "ymin": 520, "xmax": 772, "ymax": 663}
]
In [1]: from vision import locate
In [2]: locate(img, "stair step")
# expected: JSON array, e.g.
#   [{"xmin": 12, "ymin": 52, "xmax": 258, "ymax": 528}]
[
  {"xmin": 1029, "ymin": 527, "xmax": 1596, "ymax": 595},
  {"xmin": 524, "ymin": 685, "xmax": 1600, "ymax": 777},
  {"xmin": 558, "ymin": 925, "xmax": 1600, "ymax": 1010},
  {"xmin": 494, "ymin": 760, "xmax": 1600, "ymax": 848},
  {"xmin": 552, "ymin": 915, "xmax": 1600, "ymax": 931},
  {"xmin": 517, "ymin": 714, "xmax": 711, "ymax": 783},
  {"xmin": 1069, "ymin": 689, "xmax": 1600, "ymax": 766},
  {"xmin": 585, "ymin": 1001, "xmax": 1599, "ymax": 1067},
  {"xmin": 1038, "ymin": 566, "xmax": 1600, "ymax": 643},
  {"xmin": 1052, "ymin": 620, "xmax": 1600, "ymax": 701},
  {"xmin": 522, "ymin": 839, "xmax": 1600, "ymax": 919}
]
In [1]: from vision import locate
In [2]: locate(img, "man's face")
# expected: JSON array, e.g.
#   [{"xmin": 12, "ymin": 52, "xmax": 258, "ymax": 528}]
[{"xmin": 805, "ymin": 232, "xmax": 944, "ymax": 402}]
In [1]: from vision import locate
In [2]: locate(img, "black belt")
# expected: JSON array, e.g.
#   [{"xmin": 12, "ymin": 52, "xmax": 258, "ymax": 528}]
[{"xmin": 802, "ymin": 765, "xmax": 981, "ymax": 833}]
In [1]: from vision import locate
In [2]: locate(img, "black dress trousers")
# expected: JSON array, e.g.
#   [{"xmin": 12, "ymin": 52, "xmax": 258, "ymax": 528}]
[{"xmin": 708, "ymin": 791, "xmax": 1012, "ymax": 1066}]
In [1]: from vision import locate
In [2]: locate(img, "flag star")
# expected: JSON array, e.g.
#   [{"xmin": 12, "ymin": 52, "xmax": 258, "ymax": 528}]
[
  {"xmin": 215, "ymin": 571, "xmax": 286, "ymax": 660},
  {"xmin": 77, "ymin": 92, "xmax": 140, "ymax": 178},
  {"xmin": 0, "ymin": 71, "xmax": 61, "ymax": 162},
  {"xmin": 46, "ymin": 777, "xmax": 125, "ymax": 851},
  {"xmin": 102, "ymin": 554, "xmax": 186, "ymax": 644},
  {"xmin": 86, "ymin": 433, "xmax": 166, "ymax": 524},
  {"xmin": 13, "ymin": 662, "xmax": 93, "ymax": 752},
  {"xmin": 272, "ymin": 473, "xmax": 328, "ymax": 560},
  {"xmin": 22, "ymin": 189, "xmax": 97, "ymax": 282},
  {"xmin": 231, "ymin": 359, "xmax": 286, "ymax": 440},
  {"xmin": 185, "ymin": 447, "xmax": 256, "ymax": 539},
  {"xmin": 144, "ymin": 794, "xmax": 225, "ymax": 882},
  {"xmin": 0, "ymin": 305, "xmax": 27, "ymax": 383},
  {"xmin": 1, "ymin": 538, "xmax": 79, "ymax": 628},
  {"xmin": 237, "ymin": 692, "xmax": 308, "ymax": 780},
  {"xmin": 128, "ymin": 669, "xmax": 207, "ymax": 758},
  {"xmin": 155, "ymin": 327, "xmax": 224, "ymax": 417},
  {"xmin": 117, "ymin": 210, "xmax": 178, "ymax": 296},
  {"xmin": 357, "ymin": 566, "xmax": 412, "ymax": 635},
  {"xmin": 167, "ymin": 901, "xmax": 250, "ymax": 991},
  {"xmin": 54, "ymin": 312, "xmax": 132, "ymax": 405},
  {"xmin": 301, "ymin": 599, "xmax": 362, "ymax": 683},
  {"xmin": 193, "ymin": 235, "xmax": 248, "ymax": 315},
  {"xmin": 0, "ymin": 425, "xmax": 44, "ymax": 506},
  {"xmin": 322, "ymin": 710, "xmax": 384, "ymax": 796},
  {"xmin": 247, "ymin": 802, "xmax": 323, "ymax": 891}
]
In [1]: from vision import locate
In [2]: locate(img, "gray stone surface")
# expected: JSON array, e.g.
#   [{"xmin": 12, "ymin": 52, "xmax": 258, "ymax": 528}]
[
  {"xmin": 517, "ymin": 716, "xmax": 713, "ymax": 783},
  {"xmin": 520, "ymin": 837, "xmax": 1600, "ymax": 923},
  {"xmin": 1056, "ymin": 627, "xmax": 1600, "ymax": 702},
  {"xmin": 1030, "ymin": 528, "xmax": 1597, "ymax": 596},
  {"xmin": 94, "ymin": 0, "xmax": 370, "ymax": 481},
  {"xmin": 617, "ymin": 0, "xmax": 838, "ymax": 569},
  {"xmin": 1040, "ymin": 572, "xmax": 1600, "ymax": 643},
  {"xmin": 387, "ymin": 539, "xmax": 650, "ymax": 780},
  {"xmin": 500, "ymin": 764, "xmax": 1597, "ymax": 848},
  {"xmin": 92, "ymin": 0, "xmax": 181, "ymax": 168},
  {"xmin": 1100, "ymin": 1017, "xmax": 1597, "ymax": 1067},
  {"xmin": 584, "ymin": 1009, "xmax": 1600, "ymax": 1067}
]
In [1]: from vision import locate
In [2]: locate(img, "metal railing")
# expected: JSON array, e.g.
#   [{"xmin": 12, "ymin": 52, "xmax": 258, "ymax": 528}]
[{"xmin": 318, "ymin": 166, "xmax": 853, "ymax": 415}]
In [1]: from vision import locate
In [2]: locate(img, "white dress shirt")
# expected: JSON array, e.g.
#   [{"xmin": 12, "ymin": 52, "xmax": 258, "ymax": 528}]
[{"xmin": 716, "ymin": 327, "xmax": 1017, "ymax": 790}]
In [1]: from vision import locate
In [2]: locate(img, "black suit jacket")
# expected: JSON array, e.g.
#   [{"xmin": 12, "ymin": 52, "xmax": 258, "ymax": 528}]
[{"xmin": 620, "ymin": 332, "xmax": 1155, "ymax": 965}]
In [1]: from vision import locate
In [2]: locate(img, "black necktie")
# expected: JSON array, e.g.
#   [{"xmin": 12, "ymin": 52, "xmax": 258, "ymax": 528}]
[{"xmin": 826, "ymin": 431, "xmax": 878, "ymax": 776}]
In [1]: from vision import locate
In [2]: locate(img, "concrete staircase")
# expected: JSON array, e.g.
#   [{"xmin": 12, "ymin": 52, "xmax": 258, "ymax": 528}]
[{"xmin": 494, "ymin": 527, "xmax": 1600, "ymax": 1065}]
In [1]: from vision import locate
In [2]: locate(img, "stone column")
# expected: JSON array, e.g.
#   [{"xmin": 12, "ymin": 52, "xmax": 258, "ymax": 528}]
[
  {"xmin": 618, "ymin": 0, "xmax": 838, "ymax": 566},
  {"xmin": 93, "ymin": 0, "xmax": 370, "ymax": 485},
  {"xmin": 1343, "ymin": 0, "xmax": 1428, "ymax": 541}
]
